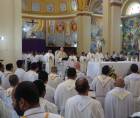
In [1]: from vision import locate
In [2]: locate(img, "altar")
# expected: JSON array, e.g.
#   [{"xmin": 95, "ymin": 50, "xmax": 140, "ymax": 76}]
[{"xmin": 87, "ymin": 61, "xmax": 140, "ymax": 79}]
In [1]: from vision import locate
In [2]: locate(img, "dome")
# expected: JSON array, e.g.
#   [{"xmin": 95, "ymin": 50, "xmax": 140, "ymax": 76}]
[{"xmin": 22, "ymin": 0, "xmax": 91, "ymax": 15}]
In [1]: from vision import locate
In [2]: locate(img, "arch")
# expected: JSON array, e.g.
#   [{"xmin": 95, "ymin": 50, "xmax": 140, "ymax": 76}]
[{"xmin": 121, "ymin": 0, "xmax": 140, "ymax": 16}]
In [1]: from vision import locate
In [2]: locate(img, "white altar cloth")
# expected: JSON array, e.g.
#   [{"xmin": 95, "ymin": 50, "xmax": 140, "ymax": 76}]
[{"xmin": 87, "ymin": 61, "xmax": 140, "ymax": 79}]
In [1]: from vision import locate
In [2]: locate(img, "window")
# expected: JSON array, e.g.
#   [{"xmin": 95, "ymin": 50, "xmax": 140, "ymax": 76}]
[
  {"xmin": 126, "ymin": 2, "xmax": 140, "ymax": 15},
  {"xmin": 32, "ymin": 2, "xmax": 40, "ymax": 12}
]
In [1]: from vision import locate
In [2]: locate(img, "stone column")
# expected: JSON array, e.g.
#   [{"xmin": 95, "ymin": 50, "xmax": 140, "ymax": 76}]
[
  {"xmin": 110, "ymin": 0, "xmax": 122, "ymax": 53},
  {"xmin": 103, "ymin": 0, "xmax": 111, "ymax": 54},
  {"xmin": 77, "ymin": 15, "xmax": 91, "ymax": 55},
  {"xmin": 0, "ymin": 0, "xmax": 22, "ymax": 64}
]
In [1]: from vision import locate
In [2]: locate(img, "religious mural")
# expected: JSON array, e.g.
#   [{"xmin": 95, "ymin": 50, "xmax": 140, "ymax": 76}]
[
  {"xmin": 91, "ymin": 18, "xmax": 103, "ymax": 52},
  {"xmin": 122, "ymin": 16, "xmax": 140, "ymax": 54},
  {"xmin": 22, "ymin": 18, "xmax": 78, "ymax": 48},
  {"xmin": 46, "ymin": 19, "xmax": 78, "ymax": 47}
]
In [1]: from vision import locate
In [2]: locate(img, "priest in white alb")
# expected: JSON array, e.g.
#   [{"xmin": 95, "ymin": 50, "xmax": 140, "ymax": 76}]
[
  {"xmin": 105, "ymin": 79, "xmax": 134, "ymax": 118},
  {"xmin": 55, "ymin": 47, "xmax": 67, "ymax": 63},
  {"xmin": 48, "ymin": 66, "xmax": 63, "ymax": 89},
  {"xmin": 65, "ymin": 77, "xmax": 104, "ymax": 118},
  {"xmin": 79, "ymin": 52, "xmax": 87, "ymax": 73},
  {"xmin": 54, "ymin": 68, "xmax": 77, "ymax": 116},
  {"xmin": 91, "ymin": 65, "xmax": 114, "ymax": 108},
  {"xmin": 124, "ymin": 64, "xmax": 140, "ymax": 112},
  {"xmin": 44, "ymin": 50, "xmax": 54, "ymax": 73}
]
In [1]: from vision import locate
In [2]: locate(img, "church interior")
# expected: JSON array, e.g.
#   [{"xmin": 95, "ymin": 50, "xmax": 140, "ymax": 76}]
[{"xmin": 1, "ymin": 0, "xmax": 140, "ymax": 118}]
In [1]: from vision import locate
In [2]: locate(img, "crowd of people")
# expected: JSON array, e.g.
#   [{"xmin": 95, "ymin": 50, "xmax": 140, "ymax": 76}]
[{"xmin": 0, "ymin": 47, "xmax": 140, "ymax": 118}]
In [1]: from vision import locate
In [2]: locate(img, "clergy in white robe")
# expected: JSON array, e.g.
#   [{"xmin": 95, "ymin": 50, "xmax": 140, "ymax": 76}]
[
  {"xmin": 124, "ymin": 64, "xmax": 140, "ymax": 112},
  {"xmin": 15, "ymin": 60, "xmax": 26, "ymax": 82},
  {"xmin": 38, "ymin": 71, "xmax": 55, "ymax": 103},
  {"xmin": 105, "ymin": 79, "xmax": 134, "ymax": 118},
  {"xmin": 44, "ymin": 50, "xmax": 54, "ymax": 73},
  {"xmin": 55, "ymin": 47, "xmax": 67, "ymax": 63},
  {"xmin": 79, "ymin": 52, "xmax": 87, "ymax": 73},
  {"xmin": 87, "ymin": 52, "xmax": 95, "ymax": 62},
  {"xmin": 65, "ymin": 77, "xmax": 104, "ymax": 118},
  {"xmin": 54, "ymin": 68, "xmax": 77, "ymax": 116},
  {"xmin": 33, "ymin": 79, "xmax": 58, "ymax": 114},
  {"xmin": 2, "ymin": 63, "xmax": 14, "ymax": 89},
  {"xmin": 22, "ymin": 107, "xmax": 62, "ymax": 118},
  {"xmin": 0, "ymin": 99, "xmax": 11, "ymax": 118},
  {"xmin": 95, "ymin": 52, "xmax": 104, "ymax": 61},
  {"xmin": 48, "ymin": 66, "xmax": 63, "ymax": 89},
  {"xmin": 12, "ymin": 81, "xmax": 62, "ymax": 118},
  {"xmin": 91, "ymin": 65, "xmax": 114, "ymax": 108},
  {"xmin": 23, "ymin": 62, "xmax": 38, "ymax": 82}
]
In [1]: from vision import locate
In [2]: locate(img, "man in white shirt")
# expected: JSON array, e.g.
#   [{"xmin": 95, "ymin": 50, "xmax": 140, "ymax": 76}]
[
  {"xmin": 12, "ymin": 81, "xmax": 62, "ymax": 118},
  {"xmin": 65, "ymin": 77, "xmax": 104, "ymax": 118},
  {"xmin": 38, "ymin": 71, "xmax": 55, "ymax": 103},
  {"xmin": 23, "ymin": 62, "xmax": 38, "ymax": 82},
  {"xmin": 91, "ymin": 65, "xmax": 114, "ymax": 108},
  {"xmin": 2, "ymin": 63, "xmax": 14, "ymax": 89},
  {"xmin": 105, "ymin": 79, "xmax": 134, "ymax": 118},
  {"xmin": 54, "ymin": 67, "xmax": 77, "ymax": 116},
  {"xmin": 48, "ymin": 66, "xmax": 63, "ymax": 89},
  {"xmin": 15, "ymin": 60, "xmax": 26, "ymax": 82},
  {"xmin": 33, "ymin": 80, "xmax": 58, "ymax": 114},
  {"xmin": 44, "ymin": 50, "xmax": 54, "ymax": 73},
  {"xmin": 124, "ymin": 64, "xmax": 140, "ymax": 112}
]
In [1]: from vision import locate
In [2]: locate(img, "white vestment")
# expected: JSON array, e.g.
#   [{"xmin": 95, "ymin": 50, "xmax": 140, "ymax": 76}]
[
  {"xmin": 87, "ymin": 52, "xmax": 95, "ymax": 61},
  {"xmin": 56, "ymin": 51, "xmax": 67, "ymax": 63},
  {"xmin": 44, "ymin": 84, "xmax": 55, "ymax": 103},
  {"xmin": 48, "ymin": 73, "xmax": 63, "ymax": 89},
  {"xmin": 95, "ymin": 53, "xmax": 104, "ymax": 61},
  {"xmin": 0, "ymin": 86, "xmax": 6, "ymax": 102},
  {"xmin": 54, "ymin": 79, "xmax": 77, "ymax": 116},
  {"xmin": 0, "ymin": 99, "xmax": 11, "ymax": 118},
  {"xmin": 15, "ymin": 68, "xmax": 26, "ymax": 82},
  {"xmin": 39, "ymin": 97, "xmax": 58, "ymax": 114},
  {"xmin": 44, "ymin": 53, "xmax": 54, "ymax": 73},
  {"xmin": 23, "ymin": 70, "xmax": 38, "ymax": 82},
  {"xmin": 124, "ymin": 73, "xmax": 140, "ymax": 112},
  {"xmin": 68, "ymin": 56, "xmax": 77, "ymax": 62},
  {"xmin": 91, "ymin": 75, "xmax": 114, "ymax": 108},
  {"xmin": 105, "ymin": 87, "xmax": 134, "ymax": 118},
  {"xmin": 65, "ymin": 95, "xmax": 104, "ymax": 118},
  {"xmin": 1, "ymin": 71, "xmax": 13, "ymax": 89},
  {"xmin": 30, "ymin": 55, "xmax": 39, "ymax": 63},
  {"xmin": 79, "ymin": 56, "xmax": 87, "ymax": 73},
  {"xmin": 6, "ymin": 87, "xmax": 13, "ymax": 97},
  {"xmin": 23, "ymin": 107, "xmax": 62, "ymax": 118}
]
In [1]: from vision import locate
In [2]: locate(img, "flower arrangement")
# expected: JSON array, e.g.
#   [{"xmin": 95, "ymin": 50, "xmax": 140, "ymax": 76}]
[{"xmin": 109, "ymin": 66, "xmax": 117, "ymax": 80}]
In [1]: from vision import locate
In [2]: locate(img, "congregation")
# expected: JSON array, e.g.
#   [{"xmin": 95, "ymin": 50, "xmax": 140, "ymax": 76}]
[{"xmin": 0, "ymin": 47, "xmax": 140, "ymax": 118}]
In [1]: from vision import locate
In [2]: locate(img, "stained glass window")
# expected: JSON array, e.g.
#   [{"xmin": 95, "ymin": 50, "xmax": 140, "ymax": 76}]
[
  {"xmin": 126, "ymin": 2, "xmax": 140, "ymax": 16},
  {"xmin": 71, "ymin": 0, "xmax": 78, "ymax": 11}
]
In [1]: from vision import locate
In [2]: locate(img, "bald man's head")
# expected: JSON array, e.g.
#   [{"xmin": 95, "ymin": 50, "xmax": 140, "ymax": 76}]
[
  {"xmin": 75, "ymin": 77, "xmax": 90, "ymax": 95},
  {"xmin": 114, "ymin": 79, "xmax": 125, "ymax": 88}
]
